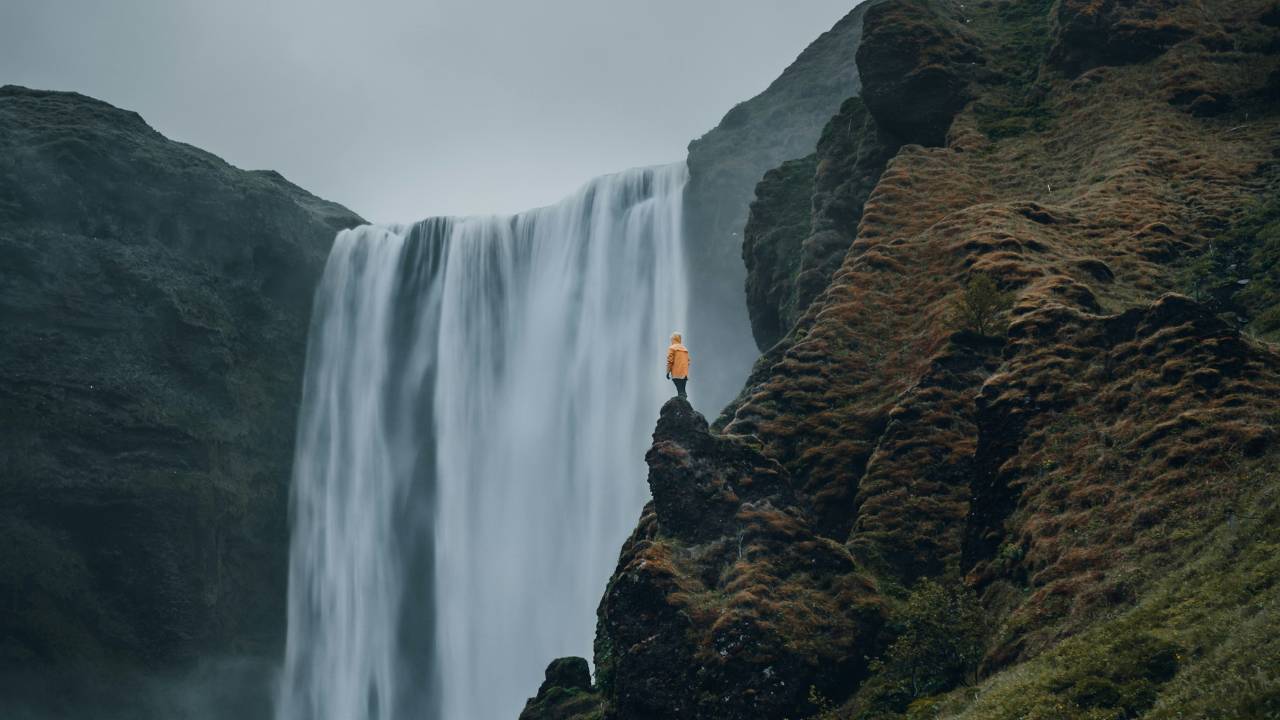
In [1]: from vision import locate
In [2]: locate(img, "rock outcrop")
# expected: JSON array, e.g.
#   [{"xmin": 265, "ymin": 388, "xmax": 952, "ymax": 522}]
[
  {"xmin": 0, "ymin": 86, "xmax": 363, "ymax": 681},
  {"xmin": 682, "ymin": 0, "xmax": 885, "ymax": 409},
  {"xmin": 855, "ymin": 0, "xmax": 982, "ymax": 146},
  {"xmin": 1047, "ymin": 0, "xmax": 1196, "ymax": 77},
  {"xmin": 589, "ymin": 399, "xmax": 885, "ymax": 720},
  {"xmin": 519, "ymin": 657, "xmax": 604, "ymax": 720}
]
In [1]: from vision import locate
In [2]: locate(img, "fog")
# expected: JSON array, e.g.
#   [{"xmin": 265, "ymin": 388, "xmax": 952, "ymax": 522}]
[
  {"xmin": 0, "ymin": 657, "xmax": 278, "ymax": 720},
  {"xmin": 1, "ymin": 0, "xmax": 854, "ymax": 222}
]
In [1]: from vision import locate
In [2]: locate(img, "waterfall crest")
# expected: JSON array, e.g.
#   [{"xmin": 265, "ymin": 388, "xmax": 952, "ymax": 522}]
[{"xmin": 279, "ymin": 164, "xmax": 690, "ymax": 720}]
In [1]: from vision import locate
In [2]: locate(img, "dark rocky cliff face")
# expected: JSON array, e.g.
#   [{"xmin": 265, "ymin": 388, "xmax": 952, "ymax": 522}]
[
  {"xmin": 742, "ymin": 96, "xmax": 900, "ymax": 350},
  {"xmin": 0, "ymin": 86, "xmax": 362, "ymax": 694},
  {"xmin": 682, "ymin": 1, "xmax": 884, "ymax": 411},
  {"xmin": 525, "ymin": 0, "xmax": 1280, "ymax": 717},
  {"xmin": 521, "ymin": 403, "xmax": 887, "ymax": 720}
]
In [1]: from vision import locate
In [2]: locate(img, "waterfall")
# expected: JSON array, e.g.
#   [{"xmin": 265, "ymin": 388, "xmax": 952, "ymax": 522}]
[{"xmin": 278, "ymin": 164, "xmax": 690, "ymax": 720}]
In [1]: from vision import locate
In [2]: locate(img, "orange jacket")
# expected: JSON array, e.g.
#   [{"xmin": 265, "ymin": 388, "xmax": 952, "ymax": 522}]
[{"xmin": 666, "ymin": 343, "xmax": 690, "ymax": 379}]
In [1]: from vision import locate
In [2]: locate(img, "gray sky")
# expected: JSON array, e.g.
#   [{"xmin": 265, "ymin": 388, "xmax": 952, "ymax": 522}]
[{"xmin": 2, "ymin": 0, "xmax": 854, "ymax": 223}]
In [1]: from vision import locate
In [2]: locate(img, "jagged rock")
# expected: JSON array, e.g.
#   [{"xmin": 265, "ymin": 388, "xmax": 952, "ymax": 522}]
[
  {"xmin": 647, "ymin": 398, "xmax": 794, "ymax": 543},
  {"xmin": 541, "ymin": 657, "xmax": 592, "ymax": 693},
  {"xmin": 596, "ymin": 399, "xmax": 886, "ymax": 719},
  {"xmin": 742, "ymin": 155, "xmax": 817, "ymax": 350}
]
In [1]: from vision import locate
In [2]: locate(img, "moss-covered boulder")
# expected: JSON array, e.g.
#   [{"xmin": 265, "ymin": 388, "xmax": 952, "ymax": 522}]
[
  {"xmin": 855, "ymin": 0, "xmax": 983, "ymax": 146},
  {"xmin": 519, "ymin": 657, "xmax": 604, "ymax": 720}
]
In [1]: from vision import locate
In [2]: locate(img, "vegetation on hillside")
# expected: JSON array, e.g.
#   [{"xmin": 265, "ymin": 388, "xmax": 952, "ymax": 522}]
[
  {"xmin": 521, "ymin": 0, "xmax": 1280, "ymax": 716},
  {"xmin": 1184, "ymin": 189, "xmax": 1280, "ymax": 343}
]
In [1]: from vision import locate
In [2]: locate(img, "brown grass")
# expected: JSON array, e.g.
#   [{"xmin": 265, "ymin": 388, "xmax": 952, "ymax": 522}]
[{"xmin": 723, "ymin": 0, "xmax": 1280, "ymax": 670}]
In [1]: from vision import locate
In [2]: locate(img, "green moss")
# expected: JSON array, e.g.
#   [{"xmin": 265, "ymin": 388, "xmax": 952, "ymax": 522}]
[
  {"xmin": 928, "ymin": 453, "xmax": 1280, "ymax": 719},
  {"xmin": 966, "ymin": 0, "xmax": 1057, "ymax": 140},
  {"xmin": 519, "ymin": 687, "xmax": 606, "ymax": 720},
  {"xmin": 1182, "ymin": 189, "xmax": 1280, "ymax": 342},
  {"xmin": 974, "ymin": 101, "xmax": 1054, "ymax": 140}
]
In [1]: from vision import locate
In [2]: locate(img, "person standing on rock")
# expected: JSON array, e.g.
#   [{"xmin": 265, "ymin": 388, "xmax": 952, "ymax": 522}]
[{"xmin": 666, "ymin": 332, "xmax": 690, "ymax": 398}]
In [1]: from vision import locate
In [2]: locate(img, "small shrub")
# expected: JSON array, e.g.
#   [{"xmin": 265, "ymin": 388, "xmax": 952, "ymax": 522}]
[
  {"xmin": 952, "ymin": 274, "xmax": 1016, "ymax": 337},
  {"xmin": 887, "ymin": 580, "xmax": 987, "ymax": 697},
  {"xmin": 853, "ymin": 580, "xmax": 988, "ymax": 717},
  {"xmin": 808, "ymin": 685, "xmax": 836, "ymax": 715}
]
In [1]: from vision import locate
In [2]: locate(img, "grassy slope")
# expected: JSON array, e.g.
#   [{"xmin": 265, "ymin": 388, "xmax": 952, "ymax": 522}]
[{"xmin": 725, "ymin": 0, "xmax": 1280, "ymax": 716}]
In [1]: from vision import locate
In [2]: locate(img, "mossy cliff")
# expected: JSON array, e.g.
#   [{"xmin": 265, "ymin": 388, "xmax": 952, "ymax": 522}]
[
  {"xmin": 682, "ymin": 1, "xmax": 884, "ymax": 409},
  {"xmin": 524, "ymin": 0, "xmax": 1280, "ymax": 717},
  {"xmin": 0, "ymin": 85, "xmax": 362, "ymax": 691},
  {"xmin": 743, "ymin": 96, "xmax": 901, "ymax": 350}
]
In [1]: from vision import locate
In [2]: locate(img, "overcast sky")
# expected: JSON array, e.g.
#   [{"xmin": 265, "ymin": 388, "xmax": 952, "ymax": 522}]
[{"xmin": 2, "ymin": 0, "xmax": 854, "ymax": 222}]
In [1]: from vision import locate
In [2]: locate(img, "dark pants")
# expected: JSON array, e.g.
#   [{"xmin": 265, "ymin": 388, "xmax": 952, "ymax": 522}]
[{"xmin": 672, "ymin": 377, "xmax": 687, "ymax": 398}]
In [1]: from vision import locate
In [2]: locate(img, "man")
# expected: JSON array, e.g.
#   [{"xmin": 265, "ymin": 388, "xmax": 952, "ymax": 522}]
[{"xmin": 665, "ymin": 331, "xmax": 690, "ymax": 398}]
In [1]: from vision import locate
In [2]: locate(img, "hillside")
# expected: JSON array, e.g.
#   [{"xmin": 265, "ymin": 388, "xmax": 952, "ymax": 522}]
[
  {"xmin": 522, "ymin": 0, "xmax": 1280, "ymax": 718},
  {"xmin": 0, "ymin": 85, "xmax": 363, "ymax": 708}
]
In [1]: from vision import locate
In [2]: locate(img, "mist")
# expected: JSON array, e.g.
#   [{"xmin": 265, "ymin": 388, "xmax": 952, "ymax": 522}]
[{"xmin": 0, "ymin": 657, "xmax": 278, "ymax": 720}]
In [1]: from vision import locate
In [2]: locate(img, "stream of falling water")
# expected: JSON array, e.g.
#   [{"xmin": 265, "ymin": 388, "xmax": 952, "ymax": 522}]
[{"xmin": 278, "ymin": 164, "xmax": 689, "ymax": 720}]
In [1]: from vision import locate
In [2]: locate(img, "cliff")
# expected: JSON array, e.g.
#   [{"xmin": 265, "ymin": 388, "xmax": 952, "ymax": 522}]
[
  {"xmin": 682, "ymin": 0, "xmax": 884, "ymax": 410},
  {"xmin": 524, "ymin": 0, "xmax": 1280, "ymax": 717},
  {"xmin": 0, "ymin": 85, "xmax": 363, "ymax": 695}
]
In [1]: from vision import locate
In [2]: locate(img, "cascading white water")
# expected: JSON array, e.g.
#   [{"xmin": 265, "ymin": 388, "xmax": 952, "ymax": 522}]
[{"xmin": 278, "ymin": 164, "xmax": 689, "ymax": 720}]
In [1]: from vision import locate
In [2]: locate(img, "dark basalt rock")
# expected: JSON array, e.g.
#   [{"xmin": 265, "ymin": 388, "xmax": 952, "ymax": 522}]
[
  {"xmin": 855, "ymin": 0, "xmax": 982, "ymax": 146},
  {"xmin": 0, "ymin": 86, "xmax": 363, "ymax": 679},
  {"xmin": 741, "ymin": 155, "xmax": 818, "ymax": 351},
  {"xmin": 541, "ymin": 657, "xmax": 592, "ymax": 693},
  {"xmin": 647, "ymin": 398, "xmax": 794, "ymax": 543}
]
